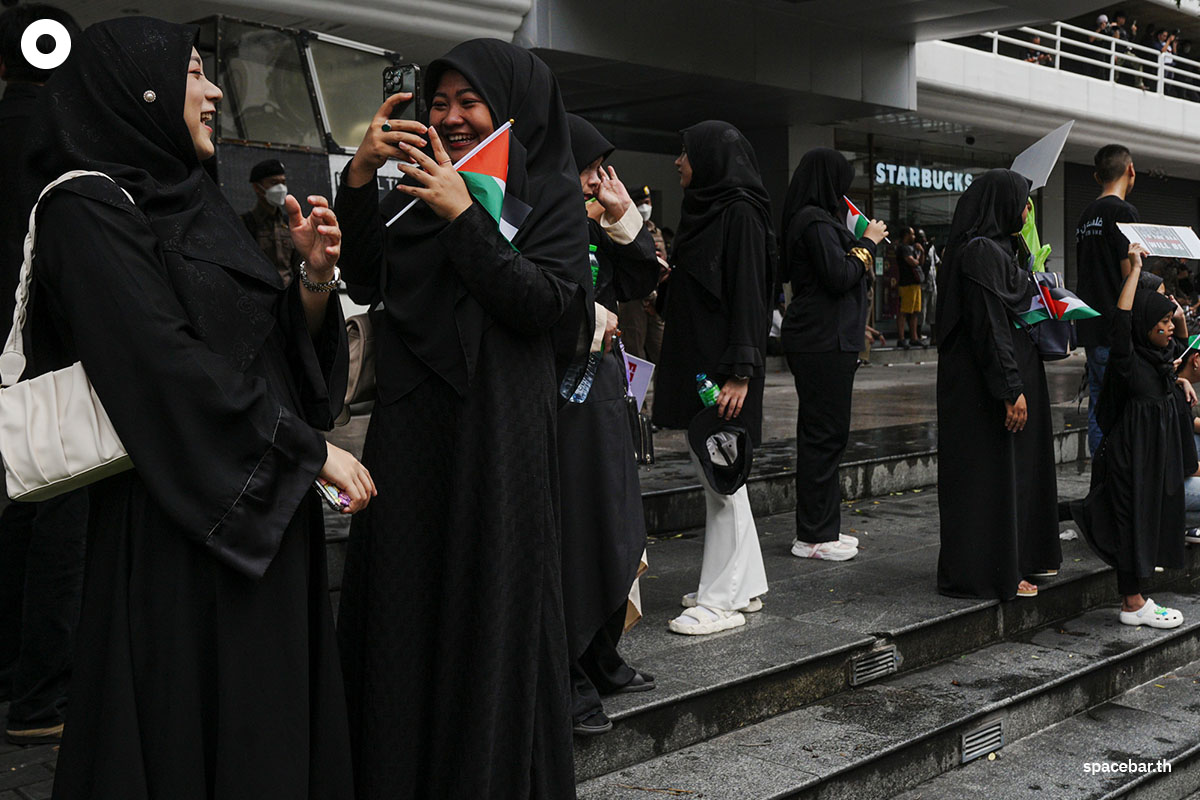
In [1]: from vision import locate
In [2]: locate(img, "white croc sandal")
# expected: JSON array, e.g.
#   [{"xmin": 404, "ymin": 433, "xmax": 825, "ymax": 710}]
[
  {"xmin": 681, "ymin": 592, "xmax": 763, "ymax": 613},
  {"xmin": 1120, "ymin": 598, "xmax": 1183, "ymax": 629},
  {"xmin": 668, "ymin": 605, "xmax": 745, "ymax": 636}
]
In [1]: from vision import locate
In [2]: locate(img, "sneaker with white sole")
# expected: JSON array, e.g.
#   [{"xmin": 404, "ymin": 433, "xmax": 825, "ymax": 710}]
[
  {"xmin": 681, "ymin": 591, "xmax": 763, "ymax": 613},
  {"xmin": 1186, "ymin": 528, "xmax": 1200, "ymax": 545},
  {"xmin": 1119, "ymin": 598, "xmax": 1183, "ymax": 629},
  {"xmin": 667, "ymin": 605, "xmax": 745, "ymax": 635},
  {"xmin": 839, "ymin": 533, "xmax": 859, "ymax": 547},
  {"xmin": 792, "ymin": 539, "xmax": 858, "ymax": 561}
]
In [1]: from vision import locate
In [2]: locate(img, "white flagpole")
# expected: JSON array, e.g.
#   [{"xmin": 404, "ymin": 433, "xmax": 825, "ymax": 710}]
[{"xmin": 385, "ymin": 119, "xmax": 514, "ymax": 228}]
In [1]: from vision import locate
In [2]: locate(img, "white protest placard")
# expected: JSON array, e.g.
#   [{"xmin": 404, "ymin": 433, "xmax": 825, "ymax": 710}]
[
  {"xmin": 1117, "ymin": 223, "xmax": 1200, "ymax": 260},
  {"xmin": 623, "ymin": 352, "xmax": 654, "ymax": 412}
]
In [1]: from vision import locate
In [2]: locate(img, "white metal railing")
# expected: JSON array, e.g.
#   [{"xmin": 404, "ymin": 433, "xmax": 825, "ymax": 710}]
[{"xmin": 980, "ymin": 21, "xmax": 1200, "ymax": 98}]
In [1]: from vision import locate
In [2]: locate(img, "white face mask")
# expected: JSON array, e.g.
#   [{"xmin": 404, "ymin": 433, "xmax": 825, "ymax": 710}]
[
  {"xmin": 638, "ymin": 203, "xmax": 652, "ymax": 222},
  {"xmin": 264, "ymin": 183, "xmax": 288, "ymax": 208}
]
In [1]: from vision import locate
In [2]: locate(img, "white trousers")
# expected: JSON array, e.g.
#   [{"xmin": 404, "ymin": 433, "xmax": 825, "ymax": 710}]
[{"xmin": 690, "ymin": 451, "xmax": 769, "ymax": 611}]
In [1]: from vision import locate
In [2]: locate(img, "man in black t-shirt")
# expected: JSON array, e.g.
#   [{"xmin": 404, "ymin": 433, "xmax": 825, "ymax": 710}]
[
  {"xmin": 895, "ymin": 227, "xmax": 925, "ymax": 348},
  {"xmin": 1075, "ymin": 143, "xmax": 1139, "ymax": 455}
]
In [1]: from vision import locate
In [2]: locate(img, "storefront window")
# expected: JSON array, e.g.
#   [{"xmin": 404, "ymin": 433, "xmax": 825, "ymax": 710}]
[
  {"xmin": 834, "ymin": 130, "xmax": 1007, "ymax": 327},
  {"xmin": 216, "ymin": 22, "xmax": 323, "ymax": 149},
  {"xmin": 307, "ymin": 40, "xmax": 397, "ymax": 152}
]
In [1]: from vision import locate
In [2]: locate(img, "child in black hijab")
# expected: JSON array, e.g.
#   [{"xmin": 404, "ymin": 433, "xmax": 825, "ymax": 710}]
[
  {"xmin": 935, "ymin": 169, "xmax": 1060, "ymax": 601},
  {"xmin": 1074, "ymin": 244, "xmax": 1190, "ymax": 628},
  {"xmin": 22, "ymin": 16, "xmax": 370, "ymax": 799},
  {"xmin": 780, "ymin": 147, "xmax": 887, "ymax": 561},
  {"xmin": 653, "ymin": 120, "xmax": 773, "ymax": 635}
]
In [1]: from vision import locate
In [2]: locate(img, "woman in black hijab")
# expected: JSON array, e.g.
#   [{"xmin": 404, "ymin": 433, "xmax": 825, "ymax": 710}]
[
  {"xmin": 780, "ymin": 148, "xmax": 887, "ymax": 561},
  {"xmin": 936, "ymin": 169, "xmax": 1060, "ymax": 600},
  {"xmin": 560, "ymin": 113, "xmax": 659, "ymax": 735},
  {"xmin": 1072, "ymin": 247, "xmax": 1189, "ymax": 628},
  {"xmin": 333, "ymin": 39, "xmax": 589, "ymax": 798},
  {"xmin": 653, "ymin": 120, "xmax": 773, "ymax": 635},
  {"xmin": 21, "ymin": 17, "xmax": 370, "ymax": 798}
]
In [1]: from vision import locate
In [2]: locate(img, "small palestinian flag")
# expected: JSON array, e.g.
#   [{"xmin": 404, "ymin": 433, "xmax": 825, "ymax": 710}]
[
  {"xmin": 844, "ymin": 196, "xmax": 870, "ymax": 239},
  {"xmin": 386, "ymin": 120, "xmax": 531, "ymax": 246},
  {"xmin": 1018, "ymin": 279, "xmax": 1100, "ymax": 325},
  {"xmin": 1182, "ymin": 334, "xmax": 1200, "ymax": 362}
]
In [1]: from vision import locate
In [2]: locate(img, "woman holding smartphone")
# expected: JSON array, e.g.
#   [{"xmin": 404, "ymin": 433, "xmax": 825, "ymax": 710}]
[
  {"xmin": 334, "ymin": 39, "xmax": 590, "ymax": 799},
  {"xmin": 22, "ymin": 18, "xmax": 372, "ymax": 799}
]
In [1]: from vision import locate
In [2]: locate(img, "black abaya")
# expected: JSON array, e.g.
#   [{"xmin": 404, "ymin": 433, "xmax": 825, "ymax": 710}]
[
  {"xmin": 40, "ymin": 181, "xmax": 351, "ymax": 800},
  {"xmin": 935, "ymin": 170, "xmax": 1060, "ymax": 601},
  {"xmin": 334, "ymin": 40, "xmax": 588, "ymax": 799},
  {"xmin": 559, "ymin": 213, "xmax": 657, "ymax": 721},
  {"xmin": 18, "ymin": 19, "xmax": 353, "ymax": 798},
  {"xmin": 1075, "ymin": 307, "xmax": 1187, "ymax": 579}
]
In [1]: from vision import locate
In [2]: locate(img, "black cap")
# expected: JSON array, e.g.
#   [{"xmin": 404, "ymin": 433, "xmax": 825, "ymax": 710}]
[
  {"xmin": 687, "ymin": 406, "xmax": 753, "ymax": 495},
  {"xmin": 249, "ymin": 159, "xmax": 286, "ymax": 183},
  {"xmin": 634, "ymin": 185, "xmax": 652, "ymax": 203}
]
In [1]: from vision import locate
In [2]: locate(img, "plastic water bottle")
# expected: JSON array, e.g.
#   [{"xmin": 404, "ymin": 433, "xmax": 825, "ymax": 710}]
[
  {"xmin": 558, "ymin": 245, "xmax": 604, "ymax": 403},
  {"xmin": 696, "ymin": 373, "xmax": 719, "ymax": 407}
]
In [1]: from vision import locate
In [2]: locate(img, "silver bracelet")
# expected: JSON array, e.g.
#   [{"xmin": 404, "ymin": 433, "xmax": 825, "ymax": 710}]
[{"xmin": 299, "ymin": 261, "xmax": 340, "ymax": 293}]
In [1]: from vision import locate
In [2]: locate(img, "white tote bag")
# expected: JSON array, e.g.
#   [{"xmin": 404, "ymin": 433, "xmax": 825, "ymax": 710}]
[{"xmin": 0, "ymin": 171, "xmax": 132, "ymax": 501}]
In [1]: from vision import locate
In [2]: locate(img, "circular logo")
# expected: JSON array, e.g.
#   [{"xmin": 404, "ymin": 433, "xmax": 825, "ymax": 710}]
[{"xmin": 21, "ymin": 20, "xmax": 71, "ymax": 71}]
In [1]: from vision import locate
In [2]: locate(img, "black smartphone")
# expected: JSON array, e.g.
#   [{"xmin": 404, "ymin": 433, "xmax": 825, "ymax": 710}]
[{"xmin": 383, "ymin": 64, "xmax": 421, "ymax": 121}]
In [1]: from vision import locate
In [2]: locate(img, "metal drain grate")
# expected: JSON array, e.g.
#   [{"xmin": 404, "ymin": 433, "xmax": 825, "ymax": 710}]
[
  {"xmin": 961, "ymin": 718, "xmax": 1004, "ymax": 764},
  {"xmin": 849, "ymin": 645, "xmax": 898, "ymax": 686}
]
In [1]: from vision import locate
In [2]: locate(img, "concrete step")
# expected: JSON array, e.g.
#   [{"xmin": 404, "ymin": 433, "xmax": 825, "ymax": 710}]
[
  {"xmin": 894, "ymin": 658, "xmax": 1200, "ymax": 800},
  {"xmin": 863, "ymin": 344, "xmax": 939, "ymax": 366},
  {"xmin": 570, "ymin": 513, "xmax": 1200, "ymax": 783},
  {"xmin": 637, "ymin": 415, "xmax": 1085, "ymax": 535},
  {"xmin": 576, "ymin": 593, "xmax": 1200, "ymax": 800}
]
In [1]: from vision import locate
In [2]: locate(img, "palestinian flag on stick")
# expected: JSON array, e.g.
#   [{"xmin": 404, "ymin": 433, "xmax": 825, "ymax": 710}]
[
  {"xmin": 844, "ymin": 196, "xmax": 870, "ymax": 239},
  {"xmin": 1018, "ymin": 279, "xmax": 1100, "ymax": 325},
  {"xmin": 386, "ymin": 120, "xmax": 531, "ymax": 245}
]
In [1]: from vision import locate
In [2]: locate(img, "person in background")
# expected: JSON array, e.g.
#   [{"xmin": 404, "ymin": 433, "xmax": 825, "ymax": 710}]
[
  {"xmin": 242, "ymin": 158, "xmax": 301, "ymax": 287},
  {"xmin": 0, "ymin": 2, "xmax": 85, "ymax": 748},
  {"xmin": 1023, "ymin": 34, "xmax": 1052, "ymax": 65},
  {"xmin": 1174, "ymin": 349, "xmax": 1200, "ymax": 543},
  {"xmin": 1075, "ymin": 144, "xmax": 1139, "ymax": 456},
  {"xmin": 653, "ymin": 120, "xmax": 773, "ymax": 635},
  {"xmin": 922, "ymin": 230, "xmax": 940, "ymax": 344},
  {"xmin": 618, "ymin": 184, "xmax": 667, "ymax": 362},
  {"xmin": 561, "ymin": 113, "xmax": 658, "ymax": 736},
  {"xmin": 781, "ymin": 148, "xmax": 886, "ymax": 562},
  {"xmin": 895, "ymin": 226, "xmax": 926, "ymax": 348},
  {"xmin": 936, "ymin": 170, "xmax": 1060, "ymax": 601},
  {"xmin": 1072, "ymin": 245, "xmax": 1189, "ymax": 629}
]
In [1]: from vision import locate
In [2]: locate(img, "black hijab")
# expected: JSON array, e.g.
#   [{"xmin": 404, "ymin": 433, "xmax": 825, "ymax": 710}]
[
  {"xmin": 378, "ymin": 39, "xmax": 589, "ymax": 394},
  {"xmin": 779, "ymin": 147, "xmax": 855, "ymax": 279},
  {"xmin": 23, "ymin": 17, "xmax": 284, "ymax": 373},
  {"xmin": 566, "ymin": 113, "xmax": 613, "ymax": 174},
  {"xmin": 937, "ymin": 169, "xmax": 1033, "ymax": 338},
  {"xmin": 1132, "ymin": 286, "xmax": 1178, "ymax": 379},
  {"xmin": 672, "ymin": 120, "xmax": 774, "ymax": 299},
  {"xmin": 24, "ymin": 17, "xmax": 280, "ymax": 290}
]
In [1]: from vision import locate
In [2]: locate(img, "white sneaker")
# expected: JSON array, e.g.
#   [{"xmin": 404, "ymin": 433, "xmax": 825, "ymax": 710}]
[
  {"xmin": 681, "ymin": 592, "xmax": 763, "ymax": 613},
  {"xmin": 839, "ymin": 533, "xmax": 859, "ymax": 547},
  {"xmin": 792, "ymin": 539, "xmax": 858, "ymax": 561},
  {"xmin": 1119, "ymin": 598, "xmax": 1183, "ymax": 629},
  {"xmin": 668, "ymin": 605, "xmax": 746, "ymax": 635}
]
